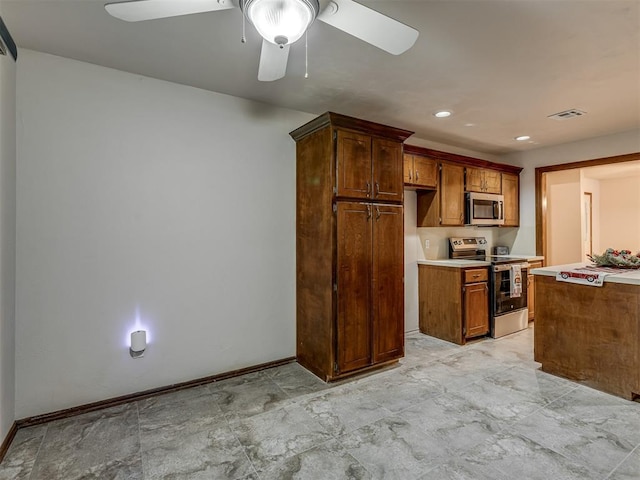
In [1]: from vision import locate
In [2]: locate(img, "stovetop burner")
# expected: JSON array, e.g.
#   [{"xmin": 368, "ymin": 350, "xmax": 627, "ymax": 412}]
[
  {"xmin": 455, "ymin": 255, "xmax": 527, "ymax": 265},
  {"xmin": 449, "ymin": 237, "xmax": 527, "ymax": 265}
]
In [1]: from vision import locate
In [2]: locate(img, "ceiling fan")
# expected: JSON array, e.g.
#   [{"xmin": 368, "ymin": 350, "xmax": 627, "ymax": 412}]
[{"xmin": 104, "ymin": 0, "xmax": 419, "ymax": 81}]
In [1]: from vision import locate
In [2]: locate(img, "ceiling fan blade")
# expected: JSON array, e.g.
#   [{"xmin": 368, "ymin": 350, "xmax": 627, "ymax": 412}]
[
  {"xmin": 105, "ymin": 0, "xmax": 235, "ymax": 22},
  {"xmin": 258, "ymin": 39, "xmax": 290, "ymax": 82},
  {"xmin": 317, "ymin": 0, "xmax": 418, "ymax": 55}
]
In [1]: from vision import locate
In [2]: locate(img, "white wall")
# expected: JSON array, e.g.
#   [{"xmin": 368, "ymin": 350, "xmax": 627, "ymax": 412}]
[
  {"xmin": 416, "ymin": 226, "xmax": 517, "ymax": 260},
  {"xmin": 16, "ymin": 50, "xmax": 314, "ymax": 418},
  {"xmin": 545, "ymin": 170, "xmax": 582, "ymax": 264},
  {"xmin": 0, "ymin": 11, "xmax": 17, "ymax": 441},
  {"xmin": 599, "ymin": 175, "xmax": 640, "ymax": 251},
  {"xmin": 404, "ymin": 190, "xmax": 419, "ymax": 332},
  {"xmin": 502, "ymin": 129, "xmax": 640, "ymax": 255}
]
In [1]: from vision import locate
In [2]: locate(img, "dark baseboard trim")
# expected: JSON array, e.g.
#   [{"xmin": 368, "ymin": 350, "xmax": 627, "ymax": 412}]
[
  {"xmin": 16, "ymin": 356, "xmax": 296, "ymax": 429},
  {"xmin": 0, "ymin": 422, "xmax": 18, "ymax": 463}
]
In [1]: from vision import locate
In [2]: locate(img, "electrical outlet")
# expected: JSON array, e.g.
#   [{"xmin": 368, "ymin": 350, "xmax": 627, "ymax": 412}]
[{"xmin": 424, "ymin": 239, "xmax": 430, "ymax": 249}]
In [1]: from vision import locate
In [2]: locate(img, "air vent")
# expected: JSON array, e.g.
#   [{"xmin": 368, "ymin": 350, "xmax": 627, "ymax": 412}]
[{"xmin": 548, "ymin": 109, "xmax": 587, "ymax": 120}]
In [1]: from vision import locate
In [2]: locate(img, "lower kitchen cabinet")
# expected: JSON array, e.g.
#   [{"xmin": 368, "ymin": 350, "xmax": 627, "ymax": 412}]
[
  {"xmin": 296, "ymin": 200, "xmax": 404, "ymax": 381},
  {"xmin": 419, "ymin": 264, "xmax": 489, "ymax": 345},
  {"xmin": 464, "ymin": 281, "xmax": 490, "ymax": 338},
  {"xmin": 336, "ymin": 202, "xmax": 404, "ymax": 374}
]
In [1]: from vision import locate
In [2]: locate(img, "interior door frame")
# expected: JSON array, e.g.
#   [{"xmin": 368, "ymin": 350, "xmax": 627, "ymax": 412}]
[
  {"xmin": 535, "ymin": 152, "xmax": 640, "ymax": 259},
  {"xmin": 583, "ymin": 192, "xmax": 593, "ymax": 258}
]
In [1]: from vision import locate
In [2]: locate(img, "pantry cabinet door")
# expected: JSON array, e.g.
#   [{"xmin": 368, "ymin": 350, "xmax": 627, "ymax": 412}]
[
  {"xmin": 336, "ymin": 202, "xmax": 372, "ymax": 373},
  {"xmin": 372, "ymin": 204, "xmax": 404, "ymax": 363}
]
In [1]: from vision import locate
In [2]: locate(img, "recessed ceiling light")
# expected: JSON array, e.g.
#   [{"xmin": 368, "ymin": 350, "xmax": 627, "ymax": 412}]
[
  {"xmin": 434, "ymin": 111, "xmax": 452, "ymax": 118},
  {"xmin": 515, "ymin": 135, "xmax": 531, "ymax": 141}
]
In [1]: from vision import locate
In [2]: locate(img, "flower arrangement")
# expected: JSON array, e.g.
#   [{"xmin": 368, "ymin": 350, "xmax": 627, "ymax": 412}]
[{"xmin": 587, "ymin": 248, "xmax": 640, "ymax": 268}]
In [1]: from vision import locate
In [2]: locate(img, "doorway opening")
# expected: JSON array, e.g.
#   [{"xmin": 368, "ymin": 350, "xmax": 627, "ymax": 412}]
[{"xmin": 535, "ymin": 152, "xmax": 640, "ymax": 264}]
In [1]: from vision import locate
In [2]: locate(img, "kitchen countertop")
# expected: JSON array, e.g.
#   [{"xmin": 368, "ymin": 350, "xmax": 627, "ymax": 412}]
[
  {"xmin": 417, "ymin": 259, "xmax": 490, "ymax": 268},
  {"xmin": 495, "ymin": 254, "xmax": 545, "ymax": 262},
  {"xmin": 418, "ymin": 254, "xmax": 543, "ymax": 269},
  {"xmin": 531, "ymin": 262, "xmax": 640, "ymax": 286}
]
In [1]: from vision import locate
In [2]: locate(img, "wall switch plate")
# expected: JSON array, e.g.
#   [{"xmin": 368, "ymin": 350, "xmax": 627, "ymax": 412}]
[{"xmin": 424, "ymin": 239, "xmax": 430, "ymax": 249}]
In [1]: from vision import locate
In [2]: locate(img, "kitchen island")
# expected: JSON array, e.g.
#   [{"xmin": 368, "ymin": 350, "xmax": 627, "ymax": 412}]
[{"xmin": 531, "ymin": 263, "xmax": 640, "ymax": 400}]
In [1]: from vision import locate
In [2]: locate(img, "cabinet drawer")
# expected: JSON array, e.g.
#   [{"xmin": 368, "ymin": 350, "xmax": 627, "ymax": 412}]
[{"xmin": 464, "ymin": 268, "xmax": 488, "ymax": 283}]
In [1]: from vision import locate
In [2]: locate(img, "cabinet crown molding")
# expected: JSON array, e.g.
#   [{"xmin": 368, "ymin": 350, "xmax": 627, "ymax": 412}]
[
  {"xmin": 404, "ymin": 144, "xmax": 523, "ymax": 175},
  {"xmin": 290, "ymin": 112, "xmax": 414, "ymax": 143}
]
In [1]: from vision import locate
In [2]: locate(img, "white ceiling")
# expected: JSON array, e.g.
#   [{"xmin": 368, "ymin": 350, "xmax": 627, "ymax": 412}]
[{"xmin": 2, "ymin": 0, "xmax": 639, "ymax": 155}]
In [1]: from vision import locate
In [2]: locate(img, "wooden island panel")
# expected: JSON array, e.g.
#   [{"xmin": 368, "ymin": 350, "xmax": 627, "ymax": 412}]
[{"xmin": 534, "ymin": 274, "xmax": 640, "ymax": 400}]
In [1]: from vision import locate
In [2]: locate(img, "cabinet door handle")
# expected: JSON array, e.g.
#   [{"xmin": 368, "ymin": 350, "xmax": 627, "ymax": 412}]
[
  {"xmin": 375, "ymin": 206, "xmax": 381, "ymax": 219},
  {"xmin": 375, "ymin": 182, "xmax": 380, "ymax": 196},
  {"xmin": 408, "ymin": 170, "xmax": 412, "ymax": 181},
  {"xmin": 366, "ymin": 205, "xmax": 371, "ymax": 219},
  {"xmin": 366, "ymin": 182, "xmax": 371, "ymax": 197},
  {"xmin": 415, "ymin": 170, "xmax": 419, "ymax": 181},
  {"xmin": 473, "ymin": 274, "xmax": 480, "ymax": 278}
]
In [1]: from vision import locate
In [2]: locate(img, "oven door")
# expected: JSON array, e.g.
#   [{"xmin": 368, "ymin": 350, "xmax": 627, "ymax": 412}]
[{"xmin": 492, "ymin": 264, "xmax": 528, "ymax": 316}]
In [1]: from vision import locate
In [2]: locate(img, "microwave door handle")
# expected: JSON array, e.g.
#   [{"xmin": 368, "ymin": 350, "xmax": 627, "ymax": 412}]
[
  {"xmin": 493, "ymin": 201, "xmax": 500, "ymax": 219},
  {"xmin": 499, "ymin": 200, "xmax": 504, "ymax": 220}
]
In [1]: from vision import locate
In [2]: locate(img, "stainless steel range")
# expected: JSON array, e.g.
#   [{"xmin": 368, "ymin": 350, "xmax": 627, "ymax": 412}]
[{"xmin": 449, "ymin": 237, "xmax": 529, "ymax": 338}]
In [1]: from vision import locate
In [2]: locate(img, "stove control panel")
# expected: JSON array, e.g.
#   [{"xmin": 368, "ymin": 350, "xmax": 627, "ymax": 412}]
[{"xmin": 450, "ymin": 237, "xmax": 487, "ymax": 251}]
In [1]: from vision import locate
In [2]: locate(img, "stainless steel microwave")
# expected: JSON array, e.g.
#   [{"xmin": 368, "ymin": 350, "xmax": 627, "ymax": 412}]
[{"xmin": 465, "ymin": 192, "xmax": 505, "ymax": 226}]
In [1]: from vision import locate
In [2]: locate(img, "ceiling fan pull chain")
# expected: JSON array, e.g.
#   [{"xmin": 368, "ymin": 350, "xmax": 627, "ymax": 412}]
[
  {"xmin": 304, "ymin": 30, "xmax": 309, "ymax": 79},
  {"xmin": 241, "ymin": 9, "xmax": 246, "ymax": 44}
]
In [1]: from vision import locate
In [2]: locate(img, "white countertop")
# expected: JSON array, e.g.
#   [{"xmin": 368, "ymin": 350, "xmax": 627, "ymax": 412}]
[
  {"xmin": 531, "ymin": 262, "xmax": 640, "ymax": 286},
  {"xmin": 417, "ymin": 259, "xmax": 490, "ymax": 268},
  {"xmin": 418, "ymin": 254, "xmax": 542, "ymax": 269},
  {"xmin": 495, "ymin": 254, "xmax": 545, "ymax": 262}
]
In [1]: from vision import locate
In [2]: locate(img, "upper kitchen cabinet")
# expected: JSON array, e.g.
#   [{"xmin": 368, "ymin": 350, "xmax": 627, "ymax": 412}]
[
  {"xmin": 410, "ymin": 145, "xmax": 522, "ymax": 228},
  {"xmin": 416, "ymin": 163, "xmax": 465, "ymax": 227},
  {"xmin": 465, "ymin": 167, "xmax": 502, "ymax": 194},
  {"xmin": 403, "ymin": 150, "xmax": 438, "ymax": 189},
  {"xmin": 502, "ymin": 172, "xmax": 520, "ymax": 226},
  {"xmin": 440, "ymin": 163, "xmax": 466, "ymax": 225},
  {"xmin": 336, "ymin": 129, "xmax": 404, "ymax": 202}
]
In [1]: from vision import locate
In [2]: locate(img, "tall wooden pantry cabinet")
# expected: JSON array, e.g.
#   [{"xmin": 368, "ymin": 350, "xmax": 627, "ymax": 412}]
[{"xmin": 290, "ymin": 112, "xmax": 413, "ymax": 381}]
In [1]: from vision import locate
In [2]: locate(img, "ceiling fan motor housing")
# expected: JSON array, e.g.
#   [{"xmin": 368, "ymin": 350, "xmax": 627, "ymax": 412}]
[{"xmin": 241, "ymin": 0, "xmax": 320, "ymax": 46}]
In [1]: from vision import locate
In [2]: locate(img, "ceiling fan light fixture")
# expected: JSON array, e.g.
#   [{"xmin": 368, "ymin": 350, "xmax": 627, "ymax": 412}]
[{"xmin": 242, "ymin": 0, "xmax": 319, "ymax": 47}]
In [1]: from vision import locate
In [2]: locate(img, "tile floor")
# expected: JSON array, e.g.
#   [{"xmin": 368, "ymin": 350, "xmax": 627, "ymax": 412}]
[{"xmin": 1, "ymin": 326, "xmax": 639, "ymax": 479}]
